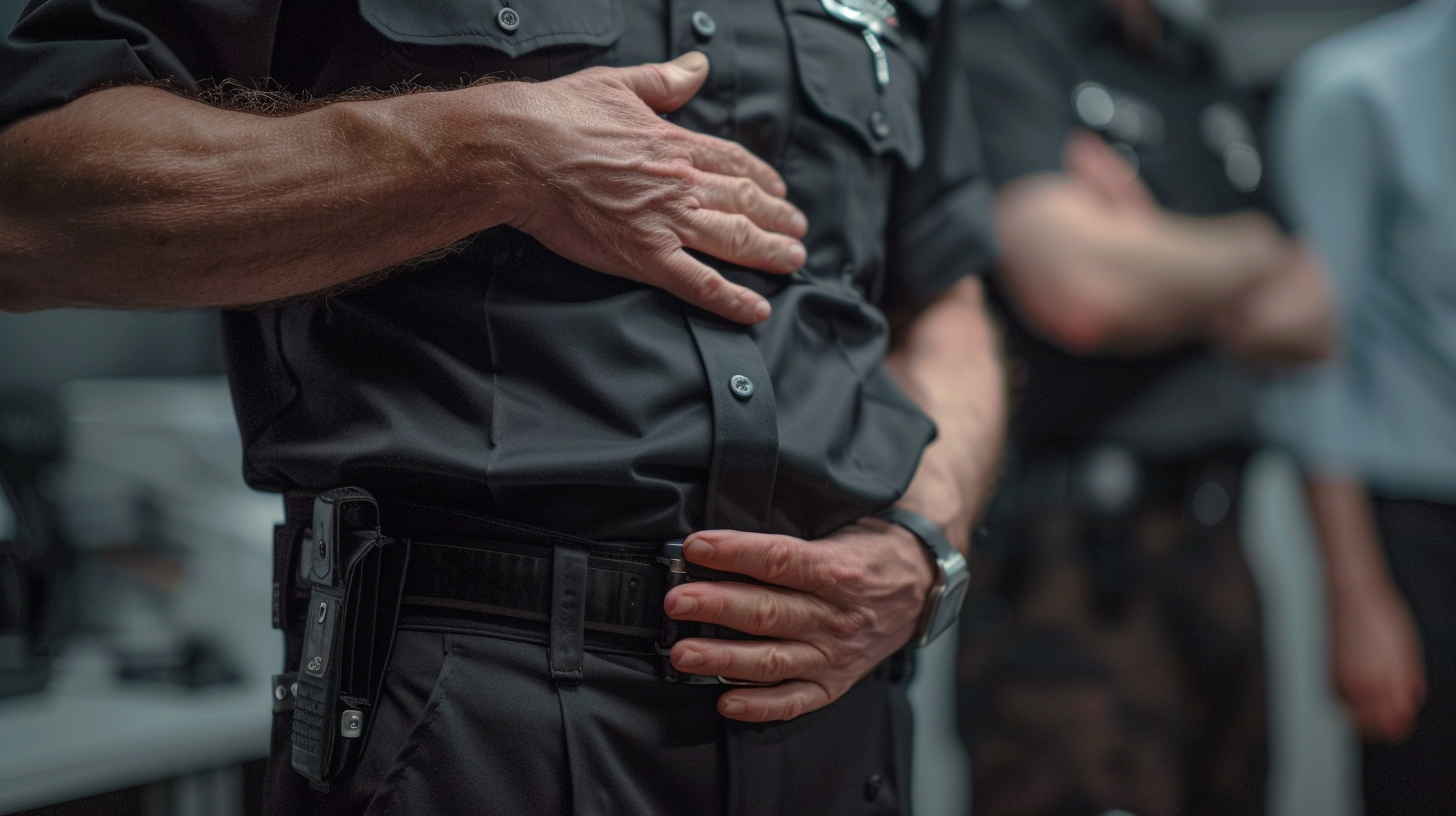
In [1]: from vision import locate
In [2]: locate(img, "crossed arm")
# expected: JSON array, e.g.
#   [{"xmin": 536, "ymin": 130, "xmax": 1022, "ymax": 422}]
[{"xmin": 994, "ymin": 131, "xmax": 1335, "ymax": 363}]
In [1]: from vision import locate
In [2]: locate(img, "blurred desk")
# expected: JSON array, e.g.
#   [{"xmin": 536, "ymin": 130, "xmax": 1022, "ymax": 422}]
[
  {"xmin": 0, "ymin": 631, "xmax": 277, "ymax": 814},
  {"xmin": 0, "ymin": 378, "xmax": 284, "ymax": 815}
]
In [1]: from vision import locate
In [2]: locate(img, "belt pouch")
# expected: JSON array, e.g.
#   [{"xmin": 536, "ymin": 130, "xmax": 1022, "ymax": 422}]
[{"xmin": 290, "ymin": 488, "xmax": 409, "ymax": 789}]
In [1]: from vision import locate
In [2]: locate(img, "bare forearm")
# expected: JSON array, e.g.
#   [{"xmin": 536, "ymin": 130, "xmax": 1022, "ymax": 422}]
[
  {"xmin": 0, "ymin": 84, "xmax": 520, "ymax": 311},
  {"xmin": 885, "ymin": 277, "xmax": 1006, "ymax": 552},
  {"xmin": 1304, "ymin": 475, "xmax": 1400, "ymax": 609},
  {"xmin": 995, "ymin": 178, "xmax": 1288, "ymax": 352}
]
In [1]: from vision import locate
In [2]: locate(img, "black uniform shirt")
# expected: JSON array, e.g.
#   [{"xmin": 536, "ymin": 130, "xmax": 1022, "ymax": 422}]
[
  {"xmin": 961, "ymin": 0, "xmax": 1273, "ymax": 458},
  {"xmin": 0, "ymin": 0, "xmax": 995, "ymax": 544}
]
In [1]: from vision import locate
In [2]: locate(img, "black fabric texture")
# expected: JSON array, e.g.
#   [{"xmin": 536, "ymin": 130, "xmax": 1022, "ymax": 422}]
[
  {"xmin": 313, "ymin": 626, "xmax": 913, "ymax": 816},
  {"xmin": 1363, "ymin": 497, "xmax": 1456, "ymax": 816},
  {"xmin": 549, "ymin": 544, "xmax": 590, "ymax": 686}
]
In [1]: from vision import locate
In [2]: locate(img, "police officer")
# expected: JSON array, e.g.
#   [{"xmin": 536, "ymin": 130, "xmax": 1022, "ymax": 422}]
[
  {"xmin": 951, "ymin": 1, "xmax": 1335, "ymax": 814},
  {"xmin": 0, "ymin": 0, "xmax": 1003, "ymax": 813}
]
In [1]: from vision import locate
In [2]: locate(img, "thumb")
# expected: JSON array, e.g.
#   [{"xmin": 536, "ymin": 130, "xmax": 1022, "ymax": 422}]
[{"xmin": 615, "ymin": 52, "xmax": 710, "ymax": 113}]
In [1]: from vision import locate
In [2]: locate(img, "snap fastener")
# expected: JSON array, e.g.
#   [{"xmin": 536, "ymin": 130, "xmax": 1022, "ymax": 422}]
[
  {"xmin": 729, "ymin": 375, "xmax": 754, "ymax": 400},
  {"xmin": 864, "ymin": 773, "xmax": 884, "ymax": 801},
  {"xmin": 691, "ymin": 10, "xmax": 717, "ymax": 40},
  {"xmin": 869, "ymin": 109, "xmax": 891, "ymax": 139},
  {"xmin": 496, "ymin": 6, "xmax": 520, "ymax": 32}
]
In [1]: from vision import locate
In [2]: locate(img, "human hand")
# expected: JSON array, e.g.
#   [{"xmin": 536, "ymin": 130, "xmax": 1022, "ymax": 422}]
[
  {"xmin": 1330, "ymin": 586, "xmax": 1427, "ymax": 743},
  {"xmin": 483, "ymin": 52, "xmax": 807, "ymax": 324},
  {"xmin": 1062, "ymin": 129, "xmax": 1158, "ymax": 214},
  {"xmin": 663, "ymin": 519, "xmax": 935, "ymax": 722},
  {"xmin": 1211, "ymin": 241, "xmax": 1337, "ymax": 364}
]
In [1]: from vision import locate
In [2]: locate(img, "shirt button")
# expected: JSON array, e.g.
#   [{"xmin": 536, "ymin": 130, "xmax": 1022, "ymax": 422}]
[
  {"xmin": 729, "ymin": 375, "xmax": 754, "ymax": 400},
  {"xmin": 691, "ymin": 10, "xmax": 717, "ymax": 40},
  {"xmin": 864, "ymin": 773, "xmax": 884, "ymax": 801},
  {"xmin": 869, "ymin": 109, "xmax": 891, "ymax": 139},
  {"xmin": 496, "ymin": 6, "xmax": 521, "ymax": 32}
]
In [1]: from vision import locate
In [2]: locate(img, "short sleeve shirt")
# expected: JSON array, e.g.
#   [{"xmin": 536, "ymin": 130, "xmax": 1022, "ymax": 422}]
[
  {"xmin": 959, "ymin": 0, "xmax": 1273, "ymax": 457},
  {"xmin": 0, "ymin": 0, "xmax": 997, "ymax": 543}
]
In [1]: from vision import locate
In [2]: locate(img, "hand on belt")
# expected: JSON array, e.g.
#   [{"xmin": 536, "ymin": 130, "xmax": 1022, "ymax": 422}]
[{"xmin": 656, "ymin": 518, "xmax": 931, "ymax": 723}]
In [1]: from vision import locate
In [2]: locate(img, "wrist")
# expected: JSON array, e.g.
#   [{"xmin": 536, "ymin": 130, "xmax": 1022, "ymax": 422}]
[
  {"xmin": 422, "ymin": 82, "xmax": 541, "ymax": 233},
  {"xmin": 874, "ymin": 506, "xmax": 970, "ymax": 648}
]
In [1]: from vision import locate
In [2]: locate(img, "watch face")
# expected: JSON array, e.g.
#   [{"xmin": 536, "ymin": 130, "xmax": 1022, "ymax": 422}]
[{"xmin": 925, "ymin": 566, "xmax": 970, "ymax": 646}]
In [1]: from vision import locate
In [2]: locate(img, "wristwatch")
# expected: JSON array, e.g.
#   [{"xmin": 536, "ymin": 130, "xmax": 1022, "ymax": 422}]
[{"xmin": 873, "ymin": 507, "xmax": 971, "ymax": 649}]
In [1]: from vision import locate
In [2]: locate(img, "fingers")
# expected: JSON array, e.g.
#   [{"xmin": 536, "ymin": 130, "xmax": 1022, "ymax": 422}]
[
  {"xmin": 613, "ymin": 52, "xmax": 710, "ymax": 113},
  {"xmin": 678, "ymin": 210, "xmax": 805, "ymax": 275},
  {"xmin": 681, "ymin": 531, "xmax": 827, "ymax": 592},
  {"xmin": 665, "ymin": 581, "xmax": 835, "ymax": 639},
  {"xmin": 687, "ymin": 134, "xmax": 790, "ymax": 198},
  {"xmin": 717, "ymin": 680, "xmax": 835, "ymax": 722},
  {"xmin": 691, "ymin": 172, "xmax": 807, "ymax": 238},
  {"xmin": 669, "ymin": 637, "xmax": 824, "ymax": 684},
  {"xmin": 640, "ymin": 248, "xmax": 772, "ymax": 323},
  {"xmin": 1063, "ymin": 129, "xmax": 1156, "ymax": 212}
]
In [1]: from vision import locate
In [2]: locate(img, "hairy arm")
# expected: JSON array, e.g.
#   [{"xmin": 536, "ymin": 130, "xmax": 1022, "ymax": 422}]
[
  {"xmin": 884, "ymin": 276, "xmax": 1005, "ymax": 553},
  {"xmin": 994, "ymin": 132, "xmax": 1334, "ymax": 360},
  {"xmin": 1304, "ymin": 476, "xmax": 1425, "ymax": 743},
  {"xmin": 0, "ymin": 53, "xmax": 806, "ymax": 321}
]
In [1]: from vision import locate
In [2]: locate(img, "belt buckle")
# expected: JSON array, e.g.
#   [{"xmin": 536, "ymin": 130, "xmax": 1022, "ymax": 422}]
[{"xmin": 655, "ymin": 540, "xmax": 773, "ymax": 687}]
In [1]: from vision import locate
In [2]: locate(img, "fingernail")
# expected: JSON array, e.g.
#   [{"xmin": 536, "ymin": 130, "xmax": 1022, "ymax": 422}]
[
  {"xmin": 790, "ymin": 212, "xmax": 807, "ymax": 233},
  {"xmin": 685, "ymin": 538, "xmax": 715, "ymax": 561},
  {"xmin": 673, "ymin": 51, "xmax": 708, "ymax": 71},
  {"xmin": 675, "ymin": 649, "xmax": 705, "ymax": 668},
  {"xmin": 666, "ymin": 593, "xmax": 698, "ymax": 615},
  {"xmin": 787, "ymin": 242, "xmax": 806, "ymax": 265},
  {"xmin": 721, "ymin": 699, "xmax": 746, "ymax": 716}
]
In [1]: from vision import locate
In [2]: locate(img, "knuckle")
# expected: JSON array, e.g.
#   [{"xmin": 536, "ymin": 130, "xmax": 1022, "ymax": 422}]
[
  {"xmin": 751, "ymin": 596, "xmax": 784, "ymax": 634},
  {"xmin": 761, "ymin": 539, "xmax": 798, "ymax": 584},
  {"xmin": 689, "ymin": 269, "xmax": 726, "ymax": 303},
  {"xmin": 826, "ymin": 559, "xmax": 868, "ymax": 593},
  {"xmin": 732, "ymin": 178, "xmax": 757, "ymax": 211},
  {"xmin": 824, "ymin": 608, "xmax": 869, "ymax": 640},
  {"xmin": 728, "ymin": 217, "xmax": 756, "ymax": 254},
  {"xmin": 762, "ymin": 645, "xmax": 795, "ymax": 679}
]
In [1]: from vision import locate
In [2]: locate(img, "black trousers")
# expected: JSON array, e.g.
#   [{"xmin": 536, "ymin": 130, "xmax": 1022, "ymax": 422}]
[
  {"xmin": 265, "ymin": 612, "xmax": 916, "ymax": 816},
  {"xmin": 1364, "ymin": 496, "xmax": 1456, "ymax": 816}
]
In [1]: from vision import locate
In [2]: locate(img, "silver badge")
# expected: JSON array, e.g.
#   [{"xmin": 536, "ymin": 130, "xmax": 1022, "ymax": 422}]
[
  {"xmin": 822, "ymin": 0, "xmax": 901, "ymax": 88},
  {"xmin": 821, "ymin": 0, "xmax": 900, "ymax": 38}
]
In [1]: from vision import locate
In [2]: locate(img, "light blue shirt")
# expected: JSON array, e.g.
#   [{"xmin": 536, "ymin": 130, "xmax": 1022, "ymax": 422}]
[{"xmin": 1262, "ymin": 0, "xmax": 1456, "ymax": 500}]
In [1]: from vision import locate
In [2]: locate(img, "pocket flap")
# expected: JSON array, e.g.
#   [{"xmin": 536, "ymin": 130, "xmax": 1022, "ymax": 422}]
[
  {"xmin": 785, "ymin": 13, "xmax": 925, "ymax": 167},
  {"xmin": 361, "ymin": 0, "xmax": 623, "ymax": 57}
]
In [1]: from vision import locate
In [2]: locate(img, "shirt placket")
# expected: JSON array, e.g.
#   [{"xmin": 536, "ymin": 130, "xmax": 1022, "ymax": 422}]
[
  {"xmin": 666, "ymin": 3, "xmax": 778, "ymax": 533},
  {"xmin": 685, "ymin": 315, "xmax": 780, "ymax": 532},
  {"xmin": 668, "ymin": 0, "xmax": 737, "ymax": 138}
]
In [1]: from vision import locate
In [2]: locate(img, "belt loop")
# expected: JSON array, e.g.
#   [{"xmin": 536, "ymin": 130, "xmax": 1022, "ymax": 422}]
[{"xmin": 550, "ymin": 544, "xmax": 590, "ymax": 686}]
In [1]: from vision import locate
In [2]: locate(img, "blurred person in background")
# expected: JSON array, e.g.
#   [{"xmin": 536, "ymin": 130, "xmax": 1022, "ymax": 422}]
[
  {"xmin": 1264, "ymin": 0, "xmax": 1456, "ymax": 812},
  {"xmin": 952, "ymin": 0, "xmax": 1336, "ymax": 814}
]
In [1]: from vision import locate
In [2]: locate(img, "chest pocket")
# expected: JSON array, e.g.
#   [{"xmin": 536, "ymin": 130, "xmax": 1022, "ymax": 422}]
[
  {"xmin": 360, "ymin": 0, "xmax": 623, "ymax": 57},
  {"xmin": 780, "ymin": 0, "xmax": 939, "ymax": 168}
]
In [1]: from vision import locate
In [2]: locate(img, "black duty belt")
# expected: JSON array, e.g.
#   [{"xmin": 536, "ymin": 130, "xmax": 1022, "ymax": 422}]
[
  {"xmin": 271, "ymin": 490, "xmax": 775, "ymax": 792},
  {"xmin": 400, "ymin": 537, "xmax": 761, "ymax": 670}
]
